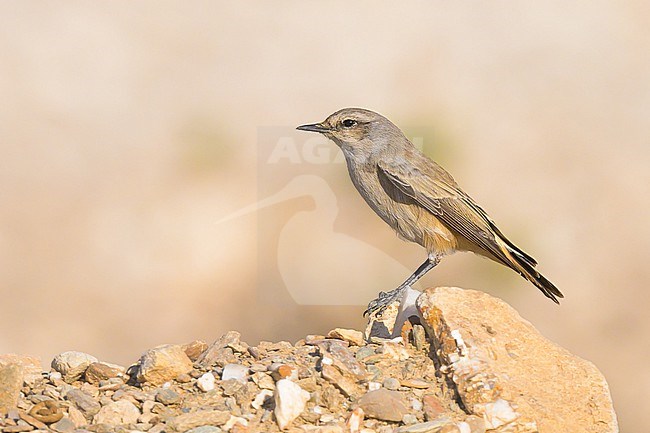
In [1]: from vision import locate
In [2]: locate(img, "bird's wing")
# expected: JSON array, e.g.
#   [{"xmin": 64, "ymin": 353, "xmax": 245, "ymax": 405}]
[{"xmin": 377, "ymin": 160, "xmax": 515, "ymax": 267}]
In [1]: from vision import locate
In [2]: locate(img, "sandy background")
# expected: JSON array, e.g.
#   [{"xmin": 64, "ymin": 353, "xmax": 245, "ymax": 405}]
[{"xmin": 1, "ymin": 2, "xmax": 648, "ymax": 430}]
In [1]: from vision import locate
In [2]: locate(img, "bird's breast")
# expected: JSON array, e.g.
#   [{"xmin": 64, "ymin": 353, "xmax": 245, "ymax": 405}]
[{"xmin": 346, "ymin": 163, "xmax": 458, "ymax": 255}]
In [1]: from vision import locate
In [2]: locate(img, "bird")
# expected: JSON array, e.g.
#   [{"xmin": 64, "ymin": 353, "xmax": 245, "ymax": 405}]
[{"xmin": 296, "ymin": 108, "xmax": 563, "ymax": 316}]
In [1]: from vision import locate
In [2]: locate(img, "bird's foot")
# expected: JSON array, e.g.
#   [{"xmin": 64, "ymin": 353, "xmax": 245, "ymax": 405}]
[{"xmin": 363, "ymin": 286, "xmax": 407, "ymax": 317}]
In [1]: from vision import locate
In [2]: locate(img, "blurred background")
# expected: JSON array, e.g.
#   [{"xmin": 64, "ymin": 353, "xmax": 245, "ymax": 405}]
[{"xmin": 1, "ymin": 1, "xmax": 648, "ymax": 430}]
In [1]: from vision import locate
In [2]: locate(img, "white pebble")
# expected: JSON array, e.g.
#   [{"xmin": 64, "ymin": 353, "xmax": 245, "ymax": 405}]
[
  {"xmin": 222, "ymin": 363, "xmax": 249, "ymax": 382},
  {"xmin": 320, "ymin": 414, "xmax": 336, "ymax": 423},
  {"xmin": 252, "ymin": 389, "xmax": 273, "ymax": 410},
  {"xmin": 196, "ymin": 372, "xmax": 216, "ymax": 392},
  {"xmin": 274, "ymin": 379, "xmax": 310, "ymax": 430},
  {"xmin": 367, "ymin": 381, "xmax": 381, "ymax": 391},
  {"xmin": 223, "ymin": 415, "xmax": 248, "ymax": 431}
]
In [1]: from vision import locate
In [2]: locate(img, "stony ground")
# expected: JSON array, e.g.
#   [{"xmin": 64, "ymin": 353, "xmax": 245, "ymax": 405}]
[
  {"xmin": 0, "ymin": 287, "xmax": 618, "ymax": 433},
  {"xmin": 0, "ymin": 326, "xmax": 475, "ymax": 433}
]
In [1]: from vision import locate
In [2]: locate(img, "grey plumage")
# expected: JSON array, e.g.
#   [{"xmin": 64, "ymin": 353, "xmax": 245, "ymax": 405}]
[{"xmin": 297, "ymin": 108, "xmax": 563, "ymax": 314}]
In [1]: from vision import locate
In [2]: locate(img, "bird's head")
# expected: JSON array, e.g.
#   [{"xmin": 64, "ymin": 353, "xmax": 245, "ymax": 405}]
[{"xmin": 297, "ymin": 108, "xmax": 405, "ymax": 160}]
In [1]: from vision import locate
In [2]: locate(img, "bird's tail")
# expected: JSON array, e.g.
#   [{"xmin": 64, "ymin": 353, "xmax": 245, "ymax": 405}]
[{"xmin": 500, "ymin": 241, "xmax": 564, "ymax": 304}]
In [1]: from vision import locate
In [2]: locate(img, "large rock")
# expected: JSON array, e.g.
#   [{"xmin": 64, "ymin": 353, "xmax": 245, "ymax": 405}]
[
  {"xmin": 137, "ymin": 344, "xmax": 193, "ymax": 385},
  {"xmin": 84, "ymin": 362, "xmax": 124, "ymax": 385},
  {"xmin": 416, "ymin": 287, "xmax": 618, "ymax": 433},
  {"xmin": 0, "ymin": 355, "xmax": 43, "ymax": 386},
  {"xmin": 196, "ymin": 331, "xmax": 242, "ymax": 368},
  {"xmin": 0, "ymin": 363, "xmax": 24, "ymax": 409},
  {"xmin": 51, "ymin": 351, "xmax": 97, "ymax": 383}
]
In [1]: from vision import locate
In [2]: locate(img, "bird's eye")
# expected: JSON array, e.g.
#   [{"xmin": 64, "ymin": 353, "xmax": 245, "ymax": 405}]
[{"xmin": 342, "ymin": 119, "xmax": 357, "ymax": 128}]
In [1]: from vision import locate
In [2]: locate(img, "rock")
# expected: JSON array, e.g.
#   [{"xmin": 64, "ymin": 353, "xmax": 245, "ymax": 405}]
[
  {"xmin": 156, "ymin": 388, "xmax": 181, "ymax": 405},
  {"xmin": 355, "ymin": 347, "xmax": 375, "ymax": 361},
  {"xmin": 417, "ymin": 287, "xmax": 618, "ymax": 433},
  {"xmin": 317, "ymin": 340, "xmax": 367, "ymax": 380},
  {"xmin": 221, "ymin": 364, "xmax": 248, "ymax": 382},
  {"xmin": 346, "ymin": 407, "xmax": 364, "ymax": 433},
  {"xmin": 302, "ymin": 427, "xmax": 344, "ymax": 433},
  {"xmin": 2, "ymin": 425, "xmax": 31, "ymax": 433},
  {"xmin": 410, "ymin": 397, "xmax": 423, "ymax": 412},
  {"xmin": 252, "ymin": 389, "xmax": 274, "ymax": 410},
  {"xmin": 463, "ymin": 415, "xmax": 485, "ymax": 433},
  {"xmin": 321, "ymin": 364, "xmax": 363, "ymax": 399},
  {"xmin": 327, "ymin": 328, "xmax": 365, "ymax": 346},
  {"xmin": 223, "ymin": 414, "xmax": 248, "ymax": 431},
  {"xmin": 422, "ymin": 394, "xmax": 445, "ymax": 421},
  {"xmin": 197, "ymin": 372, "xmax": 216, "ymax": 392},
  {"xmin": 196, "ymin": 331, "xmax": 241, "ymax": 368},
  {"xmin": 439, "ymin": 424, "xmax": 461, "ymax": 433},
  {"xmin": 50, "ymin": 416, "xmax": 76, "ymax": 432},
  {"xmin": 400, "ymin": 379, "xmax": 430, "ymax": 389},
  {"xmin": 412, "ymin": 325, "xmax": 427, "ymax": 351},
  {"xmin": 0, "ymin": 363, "xmax": 24, "ymax": 409},
  {"xmin": 357, "ymin": 388, "xmax": 409, "ymax": 422},
  {"xmin": 182, "ymin": 340, "xmax": 209, "ymax": 361},
  {"xmin": 136, "ymin": 345, "xmax": 193, "ymax": 385},
  {"xmin": 365, "ymin": 297, "xmax": 401, "ymax": 340},
  {"xmin": 402, "ymin": 413, "xmax": 418, "ymax": 425},
  {"xmin": 221, "ymin": 378, "xmax": 245, "ymax": 397},
  {"xmin": 187, "ymin": 427, "xmax": 224, "ymax": 433},
  {"xmin": 269, "ymin": 363, "xmax": 297, "ymax": 381},
  {"xmin": 167, "ymin": 409, "xmax": 230, "ymax": 431},
  {"xmin": 66, "ymin": 404, "xmax": 87, "ymax": 428},
  {"xmin": 93, "ymin": 400, "xmax": 140, "ymax": 425},
  {"xmin": 382, "ymin": 378, "xmax": 400, "ymax": 390},
  {"xmin": 251, "ymin": 372, "xmax": 275, "ymax": 390},
  {"xmin": 379, "ymin": 340, "xmax": 410, "ymax": 361},
  {"xmin": 0, "ymin": 355, "xmax": 43, "ymax": 386},
  {"xmin": 64, "ymin": 389, "xmax": 101, "ymax": 418},
  {"xmin": 84, "ymin": 362, "xmax": 124, "ymax": 385},
  {"xmin": 51, "ymin": 352, "xmax": 98, "ymax": 383},
  {"xmin": 395, "ymin": 418, "xmax": 453, "ymax": 433},
  {"xmin": 273, "ymin": 379, "xmax": 310, "ymax": 430}
]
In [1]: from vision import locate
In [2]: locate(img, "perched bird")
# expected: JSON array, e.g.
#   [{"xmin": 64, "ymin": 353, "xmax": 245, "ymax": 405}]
[{"xmin": 297, "ymin": 108, "xmax": 563, "ymax": 315}]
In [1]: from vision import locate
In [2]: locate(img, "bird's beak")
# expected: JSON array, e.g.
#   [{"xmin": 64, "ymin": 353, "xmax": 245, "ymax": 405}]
[{"xmin": 296, "ymin": 122, "xmax": 330, "ymax": 133}]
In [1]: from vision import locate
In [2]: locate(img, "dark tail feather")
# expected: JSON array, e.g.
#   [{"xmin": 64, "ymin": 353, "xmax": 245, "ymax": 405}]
[{"xmin": 506, "ymin": 245, "xmax": 564, "ymax": 304}]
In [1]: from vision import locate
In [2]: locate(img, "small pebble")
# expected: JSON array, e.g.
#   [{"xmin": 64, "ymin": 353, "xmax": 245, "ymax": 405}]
[
  {"xmin": 402, "ymin": 414, "xmax": 418, "ymax": 425},
  {"xmin": 196, "ymin": 372, "xmax": 216, "ymax": 392},
  {"xmin": 355, "ymin": 347, "xmax": 375, "ymax": 360},
  {"xmin": 383, "ymin": 378, "xmax": 400, "ymax": 390},
  {"xmin": 367, "ymin": 382, "xmax": 381, "ymax": 391},
  {"xmin": 175, "ymin": 373, "xmax": 192, "ymax": 383},
  {"xmin": 401, "ymin": 379, "xmax": 430, "ymax": 389},
  {"xmin": 221, "ymin": 364, "xmax": 249, "ymax": 382},
  {"xmin": 156, "ymin": 388, "xmax": 181, "ymax": 405}
]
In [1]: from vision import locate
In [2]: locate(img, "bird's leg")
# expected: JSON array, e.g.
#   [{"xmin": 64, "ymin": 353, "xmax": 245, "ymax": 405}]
[{"xmin": 364, "ymin": 254, "xmax": 441, "ymax": 317}]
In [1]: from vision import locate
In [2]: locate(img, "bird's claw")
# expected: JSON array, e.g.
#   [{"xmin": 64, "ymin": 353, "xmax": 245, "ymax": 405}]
[{"xmin": 363, "ymin": 287, "xmax": 406, "ymax": 317}]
